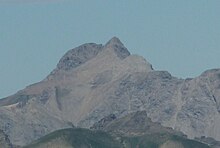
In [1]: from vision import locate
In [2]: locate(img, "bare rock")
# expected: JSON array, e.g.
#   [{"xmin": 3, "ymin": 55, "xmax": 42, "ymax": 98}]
[{"xmin": 0, "ymin": 37, "xmax": 220, "ymax": 146}]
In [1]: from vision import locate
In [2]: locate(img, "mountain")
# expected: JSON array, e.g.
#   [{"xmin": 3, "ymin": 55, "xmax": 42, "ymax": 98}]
[
  {"xmin": 24, "ymin": 111, "xmax": 211, "ymax": 148},
  {"xmin": 0, "ymin": 37, "xmax": 220, "ymax": 146}
]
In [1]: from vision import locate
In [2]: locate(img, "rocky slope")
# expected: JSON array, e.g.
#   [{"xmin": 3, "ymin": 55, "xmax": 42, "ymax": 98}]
[
  {"xmin": 24, "ymin": 111, "xmax": 210, "ymax": 148},
  {"xmin": 91, "ymin": 111, "xmax": 184, "ymax": 137},
  {"xmin": 0, "ymin": 130, "xmax": 13, "ymax": 148},
  {"xmin": 0, "ymin": 37, "xmax": 220, "ymax": 146}
]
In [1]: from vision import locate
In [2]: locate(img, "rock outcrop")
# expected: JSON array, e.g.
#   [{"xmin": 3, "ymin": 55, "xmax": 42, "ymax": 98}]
[{"xmin": 0, "ymin": 130, "xmax": 13, "ymax": 148}]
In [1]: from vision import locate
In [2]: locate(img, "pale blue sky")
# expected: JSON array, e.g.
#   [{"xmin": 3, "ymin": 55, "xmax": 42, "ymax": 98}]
[{"xmin": 0, "ymin": 0, "xmax": 220, "ymax": 98}]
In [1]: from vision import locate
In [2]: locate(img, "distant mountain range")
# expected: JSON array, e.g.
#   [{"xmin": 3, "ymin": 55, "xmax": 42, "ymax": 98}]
[{"xmin": 0, "ymin": 37, "xmax": 220, "ymax": 147}]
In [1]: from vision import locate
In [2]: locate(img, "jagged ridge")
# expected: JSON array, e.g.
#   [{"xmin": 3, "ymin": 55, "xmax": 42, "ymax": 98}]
[{"xmin": 0, "ymin": 37, "xmax": 220, "ymax": 147}]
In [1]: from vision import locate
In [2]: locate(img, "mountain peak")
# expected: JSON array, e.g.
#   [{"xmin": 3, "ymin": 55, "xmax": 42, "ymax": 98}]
[
  {"xmin": 105, "ymin": 37, "xmax": 130, "ymax": 59},
  {"xmin": 105, "ymin": 37, "xmax": 124, "ymax": 47}
]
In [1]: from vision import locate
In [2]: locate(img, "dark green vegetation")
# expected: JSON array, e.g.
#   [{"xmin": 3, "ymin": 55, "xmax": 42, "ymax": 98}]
[
  {"xmin": 23, "ymin": 128, "xmax": 121, "ymax": 148},
  {"xmin": 121, "ymin": 133, "xmax": 211, "ymax": 148},
  {"xmin": 23, "ymin": 111, "xmax": 211, "ymax": 148},
  {"xmin": 23, "ymin": 128, "xmax": 211, "ymax": 148}
]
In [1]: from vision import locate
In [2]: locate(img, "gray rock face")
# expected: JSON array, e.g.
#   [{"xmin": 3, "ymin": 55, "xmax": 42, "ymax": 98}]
[
  {"xmin": 0, "ymin": 37, "xmax": 220, "ymax": 146},
  {"xmin": 0, "ymin": 130, "xmax": 12, "ymax": 148},
  {"xmin": 57, "ymin": 43, "xmax": 103, "ymax": 71},
  {"xmin": 91, "ymin": 111, "xmax": 185, "ymax": 137},
  {"xmin": 105, "ymin": 37, "xmax": 130, "ymax": 59}
]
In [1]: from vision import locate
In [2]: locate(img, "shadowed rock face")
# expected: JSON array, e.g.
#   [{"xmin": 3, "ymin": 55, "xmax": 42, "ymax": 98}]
[
  {"xmin": 0, "ymin": 37, "xmax": 220, "ymax": 146},
  {"xmin": 0, "ymin": 130, "xmax": 12, "ymax": 148},
  {"xmin": 91, "ymin": 111, "xmax": 185, "ymax": 137},
  {"xmin": 57, "ymin": 43, "xmax": 103, "ymax": 71}
]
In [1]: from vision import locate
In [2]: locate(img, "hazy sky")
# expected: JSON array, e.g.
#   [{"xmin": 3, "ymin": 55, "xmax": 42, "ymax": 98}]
[{"xmin": 0, "ymin": 0, "xmax": 220, "ymax": 98}]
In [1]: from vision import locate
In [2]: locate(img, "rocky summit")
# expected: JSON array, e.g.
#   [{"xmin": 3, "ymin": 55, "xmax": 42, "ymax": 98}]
[{"xmin": 0, "ymin": 37, "xmax": 220, "ymax": 147}]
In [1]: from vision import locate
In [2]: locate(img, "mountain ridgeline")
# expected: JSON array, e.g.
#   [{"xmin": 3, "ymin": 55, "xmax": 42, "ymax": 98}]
[
  {"xmin": 24, "ymin": 112, "xmax": 211, "ymax": 148},
  {"xmin": 0, "ymin": 37, "xmax": 220, "ymax": 147}
]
